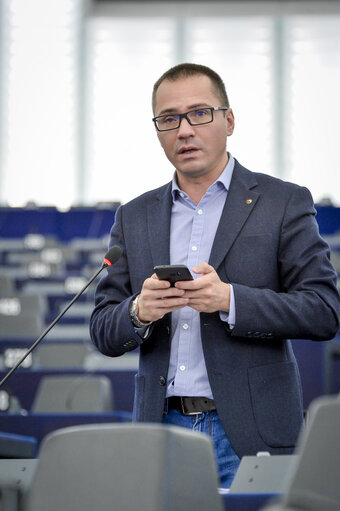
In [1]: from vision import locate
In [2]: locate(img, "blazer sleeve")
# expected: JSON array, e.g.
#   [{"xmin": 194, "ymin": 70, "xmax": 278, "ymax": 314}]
[
  {"xmin": 89, "ymin": 205, "xmax": 152, "ymax": 357},
  {"xmin": 231, "ymin": 186, "xmax": 340, "ymax": 341}
]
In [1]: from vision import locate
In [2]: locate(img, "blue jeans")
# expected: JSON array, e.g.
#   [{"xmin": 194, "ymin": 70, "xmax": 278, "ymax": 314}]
[{"xmin": 162, "ymin": 408, "xmax": 240, "ymax": 488}]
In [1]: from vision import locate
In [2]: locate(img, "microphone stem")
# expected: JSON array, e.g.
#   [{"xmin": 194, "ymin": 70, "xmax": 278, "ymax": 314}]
[{"xmin": 0, "ymin": 263, "xmax": 107, "ymax": 388}]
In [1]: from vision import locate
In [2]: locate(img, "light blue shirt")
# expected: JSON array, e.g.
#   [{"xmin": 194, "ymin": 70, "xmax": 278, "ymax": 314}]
[{"xmin": 167, "ymin": 154, "xmax": 236, "ymax": 399}]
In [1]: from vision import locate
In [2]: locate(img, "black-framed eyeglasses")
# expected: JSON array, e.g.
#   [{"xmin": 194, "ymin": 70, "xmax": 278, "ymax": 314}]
[{"xmin": 152, "ymin": 106, "xmax": 229, "ymax": 132}]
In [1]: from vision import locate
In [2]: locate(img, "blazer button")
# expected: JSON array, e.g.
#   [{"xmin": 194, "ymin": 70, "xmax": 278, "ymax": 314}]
[{"xmin": 159, "ymin": 376, "xmax": 166, "ymax": 386}]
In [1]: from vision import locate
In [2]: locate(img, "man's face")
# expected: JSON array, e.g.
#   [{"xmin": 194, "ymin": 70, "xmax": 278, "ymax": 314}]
[{"xmin": 153, "ymin": 74, "xmax": 234, "ymax": 182}]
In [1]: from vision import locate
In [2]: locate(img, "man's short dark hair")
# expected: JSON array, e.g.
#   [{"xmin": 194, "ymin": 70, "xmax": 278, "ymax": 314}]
[{"xmin": 152, "ymin": 63, "xmax": 230, "ymax": 113}]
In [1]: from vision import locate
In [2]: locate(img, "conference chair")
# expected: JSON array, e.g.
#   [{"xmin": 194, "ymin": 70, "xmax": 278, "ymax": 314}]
[
  {"xmin": 0, "ymin": 295, "xmax": 47, "ymax": 339},
  {"xmin": 21, "ymin": 423, "xmax": 224, "ymax": 511},
  {"xmin": 261, "ymin": 394, "xmax": 340, "ymax": 511},
  {"xmin": 0, "ymin": 238, "xmax": 26, "ymax": 252},
  {"xmin": 20, "ymin": 280, "xmax": 68, "ymax": 297},
  {"xmin": 0, "ymin": 295, "xmax": 47, "ymax": 316},
  {"xmin": 31, "ymin": 374, "xmax": 113, "ymax": 413},
  {"xmin": 323, "ymin": 336, "xmax": 340, "ymax": 394},
  {"xmin": 84, "ymin": 349, "xmax": 139, "ymax": 370},
  {"xmin": 33, "ymin": 342, "xmax": 91, "ymax": 368},
  {"xmin": 0, "ymin": 315, "xmax": 43, "ymax": 339},
  {"xmin": 0, "ymin": 275, "xmax": 14, "ymax": 296},
  {"xmin": 69, "ymin": 236, "xmax": 108, "ymax": 252}
]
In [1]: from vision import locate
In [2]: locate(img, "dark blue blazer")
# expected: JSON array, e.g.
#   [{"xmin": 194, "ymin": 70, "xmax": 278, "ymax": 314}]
[{"xmin": 90, "ymin": 159, "xmax": 339, "ymax": 458}]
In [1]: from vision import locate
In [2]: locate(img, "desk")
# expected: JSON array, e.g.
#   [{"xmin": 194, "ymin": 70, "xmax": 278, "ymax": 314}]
[
  {"xmin": 222, "ymin": 492, "xmax": 278, "ymax": 510},
  {"xmin": 0, "ymin": 460, "xmax": 279, "ymax": 511},
  {"xmin": 0, "ymin": 459, "xmax": 278, "ymax": 511},
  {"xmin": 0, "ymin": 431, "xmax": 37, "ymax": 458},
  {"xmin": 0, "ymin": 411, "xmax": 132, "ymax": 449},
  {"xmin": 0, "ymin": 464, "xmax": 278, "ymax": 511}
]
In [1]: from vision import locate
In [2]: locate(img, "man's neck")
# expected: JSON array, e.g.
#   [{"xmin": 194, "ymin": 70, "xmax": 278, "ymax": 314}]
[
  {"xmin": 179, "ymin": 180, "xmax": 212, "ymax": 205},
  {"xmin": 176, "ymin": 155, "xmax": 229, "ymax": 205}
]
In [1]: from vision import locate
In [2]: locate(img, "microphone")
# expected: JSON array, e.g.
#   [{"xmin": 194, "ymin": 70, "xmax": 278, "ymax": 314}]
[{"xmin": 0, "ymin": 245, "xmax": 122, "ymax": 387}]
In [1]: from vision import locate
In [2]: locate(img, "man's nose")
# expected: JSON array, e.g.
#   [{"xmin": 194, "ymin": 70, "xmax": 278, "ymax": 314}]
[{"xmin": 177, "ymin": 116, "xmax": 195, "ymax": 137}]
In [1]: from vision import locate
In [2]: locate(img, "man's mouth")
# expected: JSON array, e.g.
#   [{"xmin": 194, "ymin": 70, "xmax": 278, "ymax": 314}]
[{"xmin": 178, "ymin": 147, "xmax": 199, "ymax": 155}]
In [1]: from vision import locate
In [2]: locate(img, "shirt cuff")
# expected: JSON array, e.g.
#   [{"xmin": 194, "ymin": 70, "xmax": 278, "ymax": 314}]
[{"xmin": 219, "ymin": 284, "xmax": 235, "ymax": 329}]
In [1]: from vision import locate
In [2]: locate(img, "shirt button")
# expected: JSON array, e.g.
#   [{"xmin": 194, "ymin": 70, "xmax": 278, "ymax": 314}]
[
  {"xmin": 182, "ymin": 323, "xmax": 189, "ymax": 330},
  {"xmin": 179, "ymin": 365, "xmax": 186, "ymax": 371},
  {"xmin": 197, "ymin": 209, "xmax": 203, "ymax": 215},
  {"xmin": 180, "ymin": 192, "xmax": 185, "ymax": 198},
  {"xmin": 191, "ymin": 246, "xmax": 197, "ymax": 251}
]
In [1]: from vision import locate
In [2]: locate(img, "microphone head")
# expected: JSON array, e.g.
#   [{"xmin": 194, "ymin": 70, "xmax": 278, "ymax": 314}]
[{"xmin": 103, "ymin": 245, "xmax": 122, "ymax": 267}]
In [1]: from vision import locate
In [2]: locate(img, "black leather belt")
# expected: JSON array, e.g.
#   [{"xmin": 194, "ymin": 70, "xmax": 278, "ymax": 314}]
[{"xmin": 165, "ymin": 396, "xmax": 216, "ymax": 415}]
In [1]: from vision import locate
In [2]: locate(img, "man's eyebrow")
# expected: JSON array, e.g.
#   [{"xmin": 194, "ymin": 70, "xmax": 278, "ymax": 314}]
[{"xmin": 157, "ymin": 103, "xmax": 211, "ymax": 116}]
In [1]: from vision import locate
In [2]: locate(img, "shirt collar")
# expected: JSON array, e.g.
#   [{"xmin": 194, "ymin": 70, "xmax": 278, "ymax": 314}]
[{"xmin": 171, "ymin": 153, "xmax": 235, "ymax": 201}]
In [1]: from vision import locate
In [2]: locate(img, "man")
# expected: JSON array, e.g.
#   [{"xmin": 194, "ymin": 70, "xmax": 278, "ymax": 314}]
[{"xmin": 90, "ymin": 63, "xmax": 339, "ymax": 487}]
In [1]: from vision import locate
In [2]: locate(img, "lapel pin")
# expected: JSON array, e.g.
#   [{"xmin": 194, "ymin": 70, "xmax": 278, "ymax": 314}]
[{"xmin": 246, "ymin": 199, "xmax": 253, "ymax": 205}]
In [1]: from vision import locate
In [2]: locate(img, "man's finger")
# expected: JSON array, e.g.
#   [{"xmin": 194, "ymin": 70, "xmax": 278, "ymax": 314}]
[
  {"xmin": 192, "ymin": 262, "xmax": 215, "ymax": 275},
  {"xmin": 146, "ymin": 275, "xmax": 171, "ymax": 289},
  {"xmin": 156, "ymin": 297, "xmax": 189, "ymax": 309}
]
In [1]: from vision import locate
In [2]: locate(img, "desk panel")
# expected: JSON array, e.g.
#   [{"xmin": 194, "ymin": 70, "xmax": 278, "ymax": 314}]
[
  {"xmin": 0, "ymin": 412, "xmax": 131, "ymax": 449},
  {"xmin": 222, "ymin": 492, "xmax": 278, "ymax": 511}
]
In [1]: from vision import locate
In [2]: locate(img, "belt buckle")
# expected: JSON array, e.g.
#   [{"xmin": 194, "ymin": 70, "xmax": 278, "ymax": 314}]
[{"xmin": 180, "ymin": 397, "xmax": 198, "ymax": 415}]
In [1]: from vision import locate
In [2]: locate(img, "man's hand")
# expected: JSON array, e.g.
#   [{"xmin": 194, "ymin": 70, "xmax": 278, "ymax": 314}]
[
  {"xmin": 137, "ymin": 274, "xmax": 189, "ymax": 323},
  {"xmin": 174, "ymin": 262, "xmax": 230, "ymax": 313}
]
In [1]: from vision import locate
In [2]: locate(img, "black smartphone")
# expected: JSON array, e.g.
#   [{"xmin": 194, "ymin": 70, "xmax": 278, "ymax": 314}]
[{"xmin": 154, "ymin": 264, "xmax": 193, "ymax": 286}]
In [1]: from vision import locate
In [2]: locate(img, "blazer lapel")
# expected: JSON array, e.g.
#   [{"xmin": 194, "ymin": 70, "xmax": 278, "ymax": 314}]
[
  {"xmin": 147, "ymin": 182, "xmax": 173, "ymax": 267},
  {"xmin": 209, "ymin": 160, "xmax": 260, "ymax": 271}
]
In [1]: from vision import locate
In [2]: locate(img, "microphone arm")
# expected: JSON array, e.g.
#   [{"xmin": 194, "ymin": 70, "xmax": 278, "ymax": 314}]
[{"xmin": 0, "ymin": 245, "xmax": 122, "ymax": 388}]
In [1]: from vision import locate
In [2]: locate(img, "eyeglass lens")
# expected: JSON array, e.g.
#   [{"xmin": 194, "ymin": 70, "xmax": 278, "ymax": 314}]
[{"xmin": 157, "ymin": 108, "xmax": 213, "ymax": 131}]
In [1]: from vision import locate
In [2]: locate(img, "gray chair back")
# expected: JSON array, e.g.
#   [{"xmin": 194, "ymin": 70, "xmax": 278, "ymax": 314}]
[
  {"xmin": 0, "ymin": 275, "xmax": 15, "ymax": 296},
  {"xmin": 22, "ymin": 423, "xmax": 223, "ymax": 511},
  {"xmin": 31, "ymin": 375, "xmax": 113, "ymax": 413},
  {"xmin": 0, "ymin": 294, "xmax": 46, "ymax": 338},
  {"xmin": 0, "ymin": 295, "xmax": 47, "ymax": 315},
  {"xmin": 0, "ymin": 315, "xmax": 43, "ymax": 338},
  {"xmin": 34, "ymin": 342, "xmax": 90, "ymax": 368},
  {"xmin": 262, "ymin": 394, "xmax": 340, "ymax": 511}
]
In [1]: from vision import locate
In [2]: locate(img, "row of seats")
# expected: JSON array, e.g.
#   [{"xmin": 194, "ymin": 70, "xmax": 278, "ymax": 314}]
[
  {"xmin": 1, "ymin": 225, "xmax": 340, "ymax": 467},
  {"xmin": 0, "ymin": 393, "xmax": 339, "ymax": 511},
  {"xmin": 0, "ymin": 233, "xmax": 139, "ymax": 366},
  {"xmin": 322, "ymin": 232, "xmax": 340, "ymax": 395},
  {"xmin": 0, "ymin": 233, "xmax": 136, "ymax": 452}
]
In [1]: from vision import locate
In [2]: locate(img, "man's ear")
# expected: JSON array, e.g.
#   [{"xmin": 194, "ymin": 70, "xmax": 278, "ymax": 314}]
[{"xmin": 226, "ymin": 108, "xmax": 235, "ymax": 136}]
